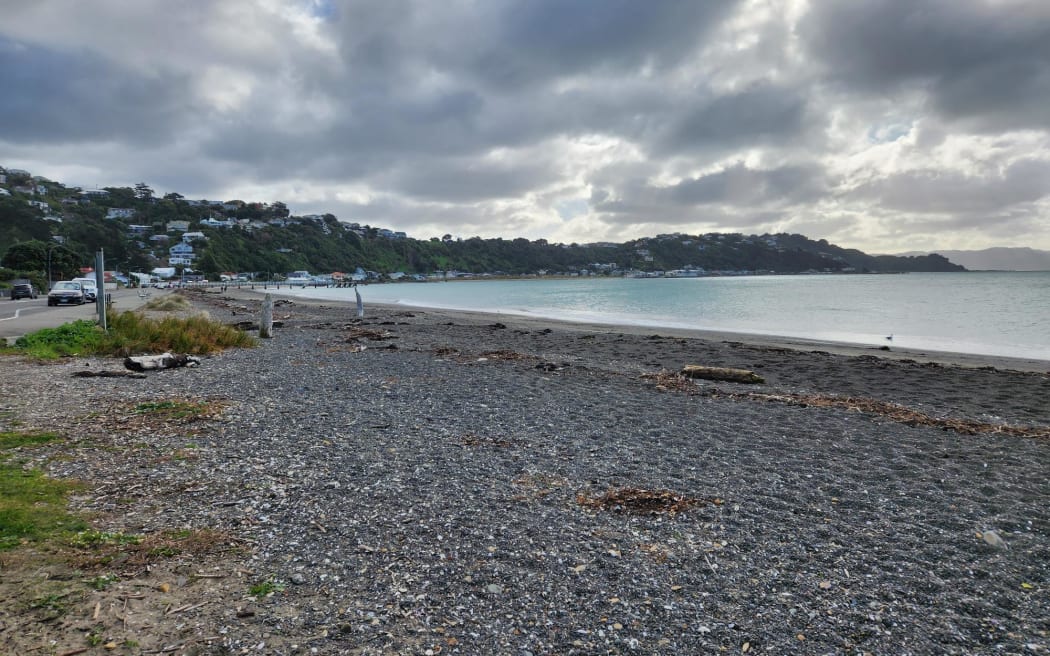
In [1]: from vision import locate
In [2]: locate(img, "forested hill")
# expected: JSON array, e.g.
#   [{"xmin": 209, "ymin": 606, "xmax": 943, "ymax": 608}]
[{"xmin": 0, "ymin": 171, "xmax": 965, "ymax": 279}]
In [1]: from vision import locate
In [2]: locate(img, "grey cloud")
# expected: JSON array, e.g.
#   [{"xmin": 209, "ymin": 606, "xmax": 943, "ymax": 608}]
[
  {"xmin": 593, "ymin": 163, "xmax": 827, "ymax": 215},
  {"xmin": 667, "ymin": 163, "xmax": 827, "ymax": 206},
  {"xmin": 0, "ymin": 38, "xmax": 195, "ymax": 144},
  {"xmin": 471, "ymin": 0, "xmax": 742, "ymax": 88},
  {"xmin": 653, "ymin": 84, "xmax": 812, "ymax": 155},
  {"xmin": 800, "ymin": 0, "xmax": 1050, "ymax": 130},
  {"xmin": 850, "ymin": 159, "xmax": 1050, "ymax": 214},
  {"xmin": 380, "ymin": 158, "xmax": 560, "ymax": 203}
]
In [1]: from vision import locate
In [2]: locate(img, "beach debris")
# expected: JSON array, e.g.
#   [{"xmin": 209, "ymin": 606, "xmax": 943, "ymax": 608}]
[
  {"xmin": 978, "ymin": 529, "xmax": 1008, "ymax": 549},
  {"xmin": 479, "ymin": 349, "xmax": 532, "ymax": 361},
  {"xmin": 460, "ymin": 433, "xmax": 515, "ymax": 448},
  {"xmin": 72, "ymin": 370, "xmax": 147, "ymax": 379},
  {"xmin": 490, "ymin": 322, "xmax": 507, "ymax": 329},
  {"xmin": 345, "ymin": 327, "xmax": 397, "ymax": 341},
  {"xmin": 642, "ymin": 371, "xmax": 702, "ymax": 394},
  {"xmin": 123, "ymin": 352, "xmax": 202, "ymax": 372},
  {"xmin": 681, "ymin": 365, "xmax": 765, "ymax": 384},
  {"xmin": 703, "ymin": 390, "xmax": 1050, "ymax": 439},
  {"xmin": 576, "ymin": 487, "xmax": 717, "ymax": 515}
]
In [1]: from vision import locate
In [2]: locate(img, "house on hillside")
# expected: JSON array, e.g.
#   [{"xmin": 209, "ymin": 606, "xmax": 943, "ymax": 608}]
[
  {"xmin": 27, "ymin": 200, "xmax": 50, "ymax": 214},
  {"xmin": 80, "ymin": 189, "xmax": 110, "ymax": 198},
  {"xmin": 167, "ymin": 220, "xmax": 190, "ymax": 232},
  {"xmin": 181, "ymin": 231, "xmax": 206, "ymax": 243},
  {"xmin": 106, "ymin": 208, "xmax": 135, "ymax": 219},
  {"xmin": 200, "ymin": 217, "xmax": 235, "ymax": 228},
  {"xmin": 169, "ymin": 242, "xmax": 195, "ymax": 265}
]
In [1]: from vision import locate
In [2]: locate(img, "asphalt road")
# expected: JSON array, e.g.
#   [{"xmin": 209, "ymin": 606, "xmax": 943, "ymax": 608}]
[{"xmin": 0, "ymin": 288, "xmax": 160, "ymax": 344}]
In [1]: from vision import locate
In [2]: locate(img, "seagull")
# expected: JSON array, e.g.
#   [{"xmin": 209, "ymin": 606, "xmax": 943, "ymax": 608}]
[{"xmin": 885, "ymin": 334, "xmax": 894, "ymax": 341}]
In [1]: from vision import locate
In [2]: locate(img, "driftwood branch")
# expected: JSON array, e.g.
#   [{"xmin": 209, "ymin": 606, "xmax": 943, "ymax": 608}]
[
  {"xmin": 681, "ymin": 365, "xmax": 764, "ymax": 384},
  {"xmin": 124, "ymin": 353, "xmax": 202, "ymax": 372}
]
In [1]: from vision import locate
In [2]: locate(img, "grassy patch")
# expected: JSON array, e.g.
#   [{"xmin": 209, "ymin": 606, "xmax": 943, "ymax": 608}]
[
  {"xmin": 249, "ymin": 577, "xmax": 286, "ymax": 598},
  {"xmin": 142, "ymin": 295, "xmax": 193, "ymax": 312},
  {"xmin": 69, "ymin": 528, "xmax": 235, "ymax": 571},
  {"xmin": 0, "ymin": 432, "xmax": 87, "ymax": 550},
  {"xmin": 10, "ymin": 320, "xmax": 102, "ymax": 359},
  {"xmin": 3, "ymin": 310, "xmax": 255, "ymax": 361},
  {"xmin": 0, "ymin": 431, "xmax": 61, "ymax": 451},
  {"xmin": 102, "ymin": 310, "xmax": 256, "ymax": 355},
  {"xmin": 70, "ymin": 530, "xmax": 144, "ymax": 548}
]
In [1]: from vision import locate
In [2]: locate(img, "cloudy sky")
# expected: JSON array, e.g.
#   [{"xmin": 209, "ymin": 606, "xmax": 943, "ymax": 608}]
[{"xmin": 2, "ymin": 0, "xmax": 1049, "ymax": 252}]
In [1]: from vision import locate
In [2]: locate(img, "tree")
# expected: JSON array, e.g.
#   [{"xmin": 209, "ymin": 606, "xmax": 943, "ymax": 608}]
[
  {"xmin": 163, "ymin": 192, "xmax": 184, "ymax": 202},
  {"xmin": 271, "ymin": 201, "xmax": 290, "ymax": 218},
  {"xmin": 1, "ymin": 240, "xmax": 79, "ymax": 280},
  {"xmin": 134, "ymin": 182, "xmax": 155, "ymax": 201}
]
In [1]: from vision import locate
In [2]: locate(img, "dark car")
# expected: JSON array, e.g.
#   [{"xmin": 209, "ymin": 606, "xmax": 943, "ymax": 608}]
[
  {"xmin": 10, "ymin": 282, "xmax": 38, "ymax": 300},
  {"xmin": 47, "ymin": 281, "xmax": 85, "ymax": 306}
]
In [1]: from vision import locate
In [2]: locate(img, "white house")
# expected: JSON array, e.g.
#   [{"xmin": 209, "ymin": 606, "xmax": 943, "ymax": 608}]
[
  {"xmin": 181, "ymin": 231, "xmax": 206, "ymax": 243},
  {"xmin": 27, "ymin": 200, "xmax": 50, "ymax": 214},
  {"xmin": 106, "ymin": 208, "xmax": 135, "ymax": 219},
  {"xmin": 0, "ymin": 188, "xmax": 9, "ymax": 196},
  {"xmin": 200, "ymin": 217, "xmax": 235, "ymax": 228},
  {"xmin": 80, "ymin": 189, "xmax": 110, "ymax": 198},
  {"xmin": 169, "ymin": 242, "xmax": 195, "ymax": 265}
]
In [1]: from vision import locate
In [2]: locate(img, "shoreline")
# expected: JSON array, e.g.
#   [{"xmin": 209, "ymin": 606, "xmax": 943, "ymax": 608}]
[{"xmin": 229, "ymin": 285, "xmax": 1050, "ymax": 373}]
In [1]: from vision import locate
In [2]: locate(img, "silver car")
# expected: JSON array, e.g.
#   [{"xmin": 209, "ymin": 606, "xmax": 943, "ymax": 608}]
[{"xmin": 47, "ymin": 281, "xmax": 86, "ymax": 306}]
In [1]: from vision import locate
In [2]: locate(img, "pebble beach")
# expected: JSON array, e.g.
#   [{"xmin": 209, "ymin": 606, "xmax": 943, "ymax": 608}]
[{"xmin": 1, "ymin": 288, "xmax": 1048, "ymax": 655}]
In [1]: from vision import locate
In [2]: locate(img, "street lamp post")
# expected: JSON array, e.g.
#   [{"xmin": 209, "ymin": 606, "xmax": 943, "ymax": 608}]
[{"xmin": 46, "ymin": 246, "xmax": 57, "ymax": 291}]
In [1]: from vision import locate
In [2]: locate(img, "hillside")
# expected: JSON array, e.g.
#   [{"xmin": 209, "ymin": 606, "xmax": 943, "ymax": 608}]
[{"xmin": 1, "ymin": 166, "xmax": 966, "ymax": 282}]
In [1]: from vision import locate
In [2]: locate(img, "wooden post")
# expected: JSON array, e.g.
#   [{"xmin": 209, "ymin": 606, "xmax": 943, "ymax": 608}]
[{"xmin": 260, "ymin": 293, "xmax": 274, "ymax": 338}]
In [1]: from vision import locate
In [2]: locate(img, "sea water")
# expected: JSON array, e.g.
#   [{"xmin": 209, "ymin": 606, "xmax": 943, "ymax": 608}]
[{"xmin": 268, "ymin": 272, "xmax": 1050, "ymax": 361}]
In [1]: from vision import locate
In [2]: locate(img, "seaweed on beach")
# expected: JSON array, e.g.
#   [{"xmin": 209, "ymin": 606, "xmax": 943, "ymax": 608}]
[
  {"xmin": 714, "ymin": 390, "xmax": 1050, "ymax": 439},
  {"xmin": 642, "ymin": 370, "xmax": 1050, "ymax": 439},
  {"xmin": 576, "ymin": 487, "xmax": 716, "ymax": 515},
  {"xmin": 641, "ymin": 371, "xmax": 701, "ymax": 394},
  {"xmin": 478, "ymin": 350, "xmax": 534, "ymax": 361}
]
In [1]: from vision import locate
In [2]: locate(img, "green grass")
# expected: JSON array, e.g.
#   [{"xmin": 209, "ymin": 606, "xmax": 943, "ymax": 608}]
[
  {"xmin": 70, "ymin": 530, "xmax": 144, "ymax": 548},
  {"xmin": 0, "ymin": 432, "xmax": 87, "ymax": 550},
  {"xmin": 10, "ymin": 320, "xmax": 102, "ymax": 359},
  {"xmin": 248, "ymin": 577, "xmax": 286, "ymax": 597},
  {"xmin": 2, "ymin": 310, "xmax": 256, "ymax": 360}
]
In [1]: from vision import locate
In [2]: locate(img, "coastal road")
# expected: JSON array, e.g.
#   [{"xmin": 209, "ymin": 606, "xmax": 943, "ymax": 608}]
[{"xmin": 0, "ymin": 288, "xmax": 160, "ymax": 344}]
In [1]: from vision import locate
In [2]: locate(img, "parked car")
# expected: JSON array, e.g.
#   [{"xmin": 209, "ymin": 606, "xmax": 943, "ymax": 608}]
[
  {"xmin": 10, "ymin": 281, "xmax": 38, "ymax": 300},
  {"xmin": 71, "ymin": 277, "xmax": 99, "ymax": 302},
  {"xmin": 47, "ymin": 281, "xmax": 85, "ymax": 306}
]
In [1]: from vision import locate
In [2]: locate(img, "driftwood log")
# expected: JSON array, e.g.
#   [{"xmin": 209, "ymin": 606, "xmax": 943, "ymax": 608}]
[
  {"xmin": 124, "ymin": 353, "xmax": 202, "ymax": 372},
  {"xmin": 72, "ymin": 370, "xmax": 147, "ymax": 379},
  {"xmin": 681, "ymin": 365, "xmax": 764, "ymax": 384}
]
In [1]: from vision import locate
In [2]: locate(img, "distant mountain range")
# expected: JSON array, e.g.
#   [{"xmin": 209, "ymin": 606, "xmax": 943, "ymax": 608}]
[{"xmin": 895, "ymin": 247, "xmax": 1050, "ymax": 271}]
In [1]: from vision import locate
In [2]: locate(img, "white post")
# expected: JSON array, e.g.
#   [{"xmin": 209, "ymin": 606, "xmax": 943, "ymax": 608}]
[
  {"xmin": 260, "ymin": 293, "xmax": 274, "ymax": 338},
  {"xmin": 96, "ymin": 249, "xmax": 107, "ymax": 331}
]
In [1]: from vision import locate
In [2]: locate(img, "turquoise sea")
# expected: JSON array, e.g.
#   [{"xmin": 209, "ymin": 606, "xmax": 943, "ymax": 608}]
[{"xmin": 268, "ymin": 272, "xmax": 1050, "ymax": 362}]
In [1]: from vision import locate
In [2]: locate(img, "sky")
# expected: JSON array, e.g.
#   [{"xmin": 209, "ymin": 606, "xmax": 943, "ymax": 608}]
[{"xmin": 2, "ymin": 0, "xmax": 1050, "ymax": 253}]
